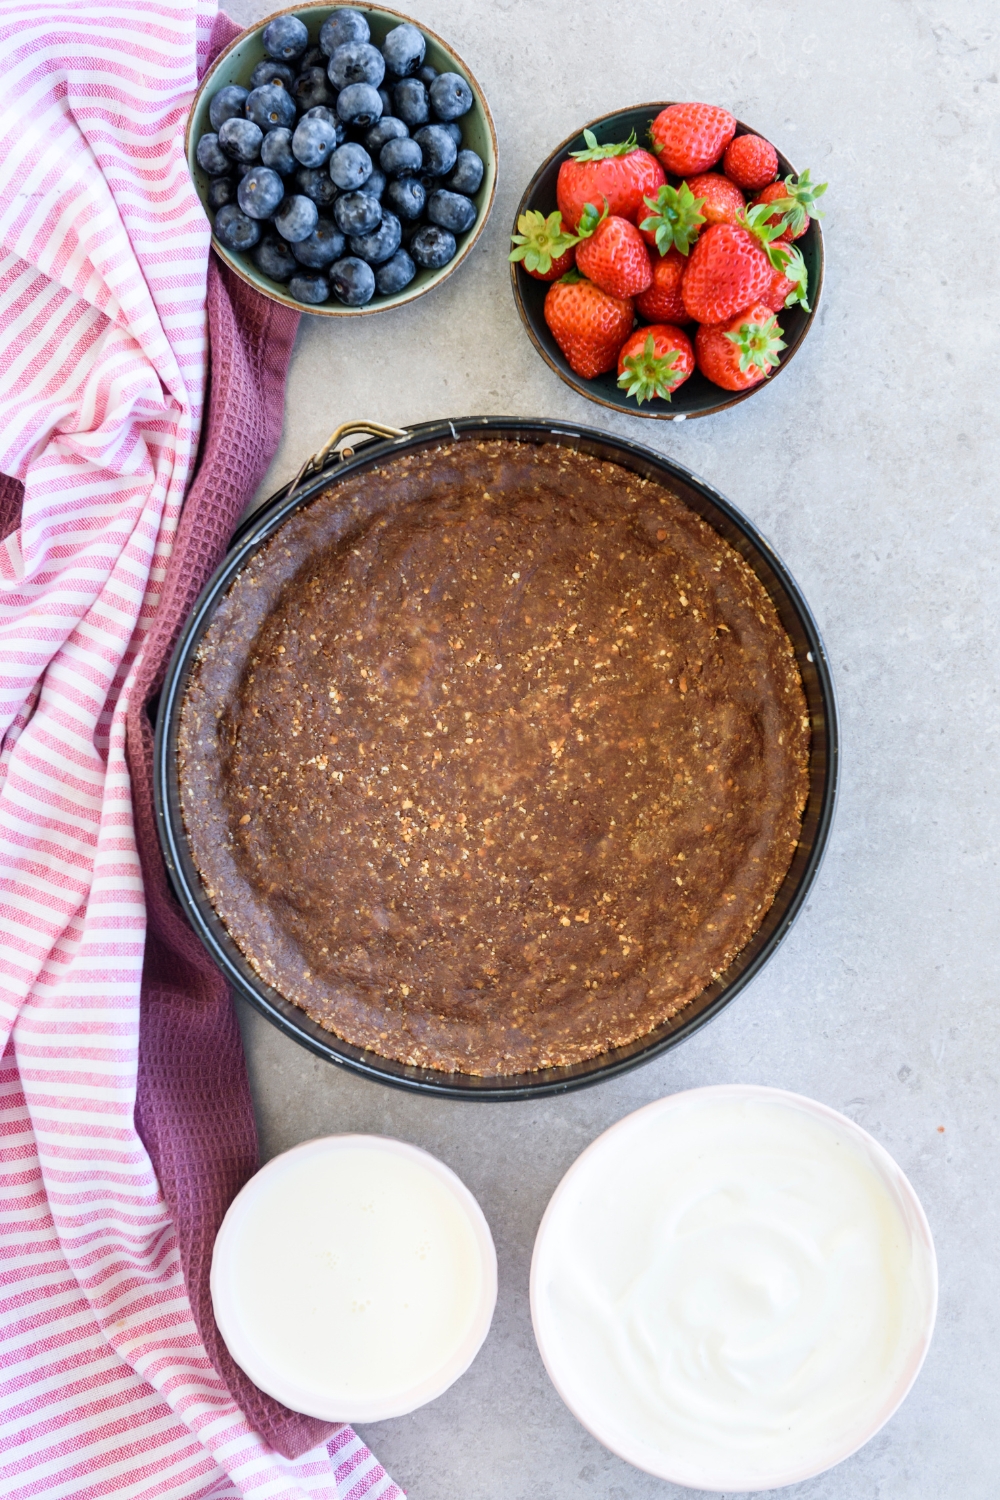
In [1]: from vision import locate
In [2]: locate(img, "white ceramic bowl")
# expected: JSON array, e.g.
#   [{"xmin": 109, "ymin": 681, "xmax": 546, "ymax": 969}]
[
  {"xmin": 212, "ymin": 1134, "xmax": 497, "ymax": 1421},
  {"xmin": 531, "ymin": 1085, "xmax": 937, "ymax": 1492}
]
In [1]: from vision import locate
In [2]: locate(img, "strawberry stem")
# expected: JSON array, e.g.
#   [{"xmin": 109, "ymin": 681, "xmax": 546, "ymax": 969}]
[
  {"xmin": 568, "ymin": 127, "xmax": 639, "ymax": 161},
  {"xmin": 509, "ymin": 209, "xmax": 579, "ymax": 274},
  {"xmin": 639, "ymin": 182, "xmax": 706, "ymax": 256},
  {"xmin": 617, "ymin": 335, "xmax": 684, "ymax": 405},
  {"xmin": 724, "ymin": 314, "xmax": 786, "ymax": 376}
]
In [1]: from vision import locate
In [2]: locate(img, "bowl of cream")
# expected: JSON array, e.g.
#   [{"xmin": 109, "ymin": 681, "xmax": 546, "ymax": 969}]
[
  {"xmin": 531, "ymin": 1085, "xmax": 937, "ymax": 1492},
  {"xmin": 211, "ymin": 1134, "xmax": 497, "ymax": 1421}
]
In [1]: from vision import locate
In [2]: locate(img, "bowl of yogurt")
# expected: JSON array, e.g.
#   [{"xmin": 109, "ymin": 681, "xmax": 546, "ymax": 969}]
[
  {"xmin": 531, "ymin": 1085, "xmax": 937, "ymax": 1492},
  {"xmin": 211, "ymin": 1134, "xmax": 496, "ymax": 1421}
]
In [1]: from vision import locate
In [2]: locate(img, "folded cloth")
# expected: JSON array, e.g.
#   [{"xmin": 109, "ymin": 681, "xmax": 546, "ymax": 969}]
[{"xmin": 0, "ymin": 3, "xmax": 403, "ymax": 1495}]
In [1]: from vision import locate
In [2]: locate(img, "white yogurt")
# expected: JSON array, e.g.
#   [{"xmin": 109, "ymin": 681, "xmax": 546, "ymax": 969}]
[
  {"xmin": 531, "ymin": 1086, "xmax": 936, "ymax": 1492},
  {"xmin": 211, "ymin": 1135, "xmax": 496, "ymax": 1422}
]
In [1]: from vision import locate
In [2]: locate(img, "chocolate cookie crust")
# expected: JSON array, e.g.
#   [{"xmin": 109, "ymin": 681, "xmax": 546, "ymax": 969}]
[{"xmin": 179, "ymin": 440, "xmax": 809, "ymax": 1075}]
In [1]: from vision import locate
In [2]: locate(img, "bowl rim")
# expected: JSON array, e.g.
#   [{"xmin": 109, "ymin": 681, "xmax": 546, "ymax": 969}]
[
  {"xmin": 153, "ymin": 415, "xmax": 839, "ymax": 1100},
  {"xmin": 210, "ymin": 1132, "xmax": 498, "ymax": 1420},
  {"xmin": 186, "ymin": 0, "xmax": 499, "ymax": 317},
  {"xmin": 509, "ymin": 102, "xmax": 825, "ymax": 419},
  {"xmin": 530, "ymin": 1084, "xmax": 938, "ymax": 1489}
]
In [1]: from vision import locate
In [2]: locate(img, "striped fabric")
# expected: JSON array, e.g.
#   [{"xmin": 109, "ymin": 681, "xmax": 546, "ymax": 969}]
[{"xmin": 0, "ymin": 2, "xmax": 403, "ymax": 1496}]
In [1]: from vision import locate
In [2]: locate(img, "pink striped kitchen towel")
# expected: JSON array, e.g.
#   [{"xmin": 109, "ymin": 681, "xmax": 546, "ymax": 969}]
[{"xmin": 0, "ymin": 2, "xmax": 404, "ymax": 1495}]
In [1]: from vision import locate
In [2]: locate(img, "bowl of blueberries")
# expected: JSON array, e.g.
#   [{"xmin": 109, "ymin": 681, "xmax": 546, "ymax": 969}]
[{"xmin": 187, "ymin": 3, "xmax": 497, "ymax": 312}]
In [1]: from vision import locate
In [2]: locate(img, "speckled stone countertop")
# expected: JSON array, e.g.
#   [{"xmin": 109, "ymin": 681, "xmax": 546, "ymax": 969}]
[{"xmin": 219, "ymin": 2, "xmax": 1000, "ymax": 1494}]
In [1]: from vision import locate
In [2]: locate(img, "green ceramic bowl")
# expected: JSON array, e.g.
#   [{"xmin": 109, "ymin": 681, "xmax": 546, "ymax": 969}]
[
  {"xmin": 187, "ymin": 3, "xmax": 498, "ymax": 315},
  {"xmin": 510, "ymin": 104, "xmax": 824, "ymax": 420}
]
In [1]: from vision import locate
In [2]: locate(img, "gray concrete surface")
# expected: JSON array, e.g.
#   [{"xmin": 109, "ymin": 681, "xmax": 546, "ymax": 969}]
[{"xmin": 222, "ymin": 1, "xmax": 1000, "ymax": 1494}]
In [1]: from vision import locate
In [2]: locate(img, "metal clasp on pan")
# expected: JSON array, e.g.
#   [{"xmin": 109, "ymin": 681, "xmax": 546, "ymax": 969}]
[{"xmin": 284, "ymin": 420, "xmax": 409, "ymax": 502}]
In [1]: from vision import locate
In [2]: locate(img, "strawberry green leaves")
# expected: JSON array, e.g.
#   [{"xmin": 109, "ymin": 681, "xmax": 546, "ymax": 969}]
[
  {"xmin": 741, "ymin": 201, "xmax": 797, "ymax": 270},
  {"xmin": 568, "ymin": 127, "xmax": 639, "ymax": 162},
  {"xmin": 640, "ymin": 182, "xmax": 706, "ymax": 255},
  {"xmin": 509, "ymin": 210, "xmax": 579, "ymax": 275},
  {"xmin": 617, "ymin": 334, "xmax": 685, "ymax": 404},
  {"xmin": 776, "ymin": 245, "xmax": 810, "ymax": 311},
  {"xmin": 769, "ymin": 169, "xmax": 827, "ymax": 237},
  {"xmin": 724, "ymin": 313, "xmax": 786, "ymax": 377},
  {"xmin": 575, "ymin": 198, "xmax": 610, "ymax": 238}
]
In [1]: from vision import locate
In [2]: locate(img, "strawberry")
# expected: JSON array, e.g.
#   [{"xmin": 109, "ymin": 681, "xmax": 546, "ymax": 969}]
[
  {"xmin": 509, "ymin": 209, "xmax": 579, "ymax": 281},
  {"xmin": 684, "ymin": 173, "xmax": 745, "ymax": 226},
  {"xmin": 762, "ymin": 245, "xmax": 810, "ymax": 312},
  {"xmin": 752, "ymin": 170, "xmax": 827, "ymax": 241},
  {"xmin": 639, "ymin": 181, "xmax": 706, "ymax": 255},
  {"xmin": 575, "ymin": 202, "xmax": 652, "ymax": 298},
  {"xmin": 557, "ymin": 128, "xmax": 665, "ymax": 232},
  {"xmin": 544, "ymin": 270, "xmax": 635, "ymax": 380},
  {"xmin": 649, "ymin": 103, "xmax": 736, "ymax": 175},
  {"xmin": 616, "ymin": 325, "xmax": 694, "ymax": 404},
  {"xmin": 695, "ymin": 304, "xmax": 786, "ymax": 391},
  {"xmin": 723, "ymin": 134, "xmax": 779, "ymax": 191},
  {"xmin": 635, "ymin": 247, "xmax": 690, "ymax": 323},
  {"xmin": 681, "ymin": 223, "xmax": 766, "ymax": 324}
]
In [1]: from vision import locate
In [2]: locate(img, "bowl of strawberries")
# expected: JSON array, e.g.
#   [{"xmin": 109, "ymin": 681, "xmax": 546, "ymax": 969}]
[{"xmin": 509, "ymin": 102, "xmax": 825, "ymax": 419}]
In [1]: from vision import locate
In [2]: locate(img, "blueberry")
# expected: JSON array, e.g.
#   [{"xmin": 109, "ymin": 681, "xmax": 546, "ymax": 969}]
[
  {"xmin": 292, "ymin": 219, "xmax": 345, "ymax": 267},
  {"xmin": 378, "ymin": 86, "xmax": 393, "ymax": 116},
  {"xmin": 365, "ymin": 117, "xmax": 408, "ymax": 153},
  {"xmin": 329, "ymin": 141, "xmax": 372, "ymax": 190},
  {"xmin": 329, "ymin": 256, "xmax": 376, "ymax": 306},
  {"xmin": 209, "ymin": 85, "xmax": 249, "ymax": 131},
  {"xmin": 292, "ymin": 115, "xmax": 339, "ymax": 168},
  {"xmin": 252, "ymin": 231, "xmax": 298, "ymax": 281},
  {"xmin": 447, "ymin": 148, "xmax": 484, "ymax": 195},
  {"xmin": 262, "ymin": 14, "xmax": 308, "ymax": 62},
  {"xmin": 196, "ymin": 132, "xmax": 231, "ymax": 175},
  {"xmin": 295, "ymin": 166, "xmax": 339, "ymax": 208},
  {"xmin": 417, "ymin": 64, "xmax": 438, "ymax": 87},
  {"xmin": 328, "ymin": 41, "xmax": 385, "ymax": 89},
  {"xmin": 381, "ymin": 23, "xmax": 425, "ymax": 78},
  {"xmin": 358, "ymin": 167, "xmax": 386, "ymax": 199},
  {"xmin": 274, "ymin": 193, "xmax": 319, "ymax": 242},
  {"xmin": 441, "ymin": 121, "xmax": 463, "ymax": 146},
  {"xmin": 336, "ymin": 82, "xmax": 383, "ymax": 127},
  {"xmin": 349, "ymin": 210, "xmax": 401, "ymax": 265},
  {"xmin": 410, "ymin": 223, "xmax": 456, "ymax": 268},
  {"xmin": 246, "ymin": 84, "xmax": 296, "ymax": 132},
  {"xmin": 430, "ymin": 72, "xmax": 474, "ymax": 121},
  {"xmin": 249, "ymin": 60, "xmax": 294, "ymax": 92},
  {"xmin": 293, "ymin": 66, "xmax": 335, "ymax": 113},
  {"xmin": 289, "ymin": 273, "xmax": 330, "ymax": 304},
  {"xmin": 238, "ymin": 165, "xmax": 285, "ymax": 219},
  {"xmin": 413, "ymin": 124, "xmax": 457, "ymax": 177},
  {"xmin": 218, "ymin": 117, "xmax": 263, "ymax": 163},
  {"xmin": 207, "ymin": 175, "xmax": 238, "ymax": 210},
  {"xmin": 299, "ymin": 45, "xmax": 325, "ymax": 71},
  {"xmin": 214, "ymin": 203, "xmax": 261, "ymax": 252},
  {"xmin": 320, "ymin": 8, "xmax": 369, "ymax": 55},
  {"xmin": 375, "ymin": 248, "xmax": 416, "ymax": 294},
  {"xmin": 261, "ymin": 127, "xmax": 296, "ymax": 175},
  {"xmin": 306, "ymin": 105, "xmax": 340, "ymax": 127},
  {"xmin": 333, "ymin": 190, "xmax": 382, "ymax": 235},
  {"xmin": 384, "ymin": 175, "xmax": 425, "ymax": 221},
  {"xmin": 427, "ymin": 188, "xmax": 476, "ymax": 234},
  {"xmin": 393, "ymin": 77, "xmax": 428, "ymax": 128},
  {"xmin": 379, "ymin": 136, "xmax": 422, "ymax": 178}
]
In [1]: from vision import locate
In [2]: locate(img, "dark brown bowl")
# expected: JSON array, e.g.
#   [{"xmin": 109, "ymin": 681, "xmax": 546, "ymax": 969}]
[{"xmin": 510, "ymin": 104, "xmax": 825, "ymax": 420}]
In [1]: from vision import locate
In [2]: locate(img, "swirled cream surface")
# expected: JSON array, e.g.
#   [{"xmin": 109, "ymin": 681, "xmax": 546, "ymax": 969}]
[{"xmin": 531, "ymin": 1088, "xmax": 936, "ymax": 1491}]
